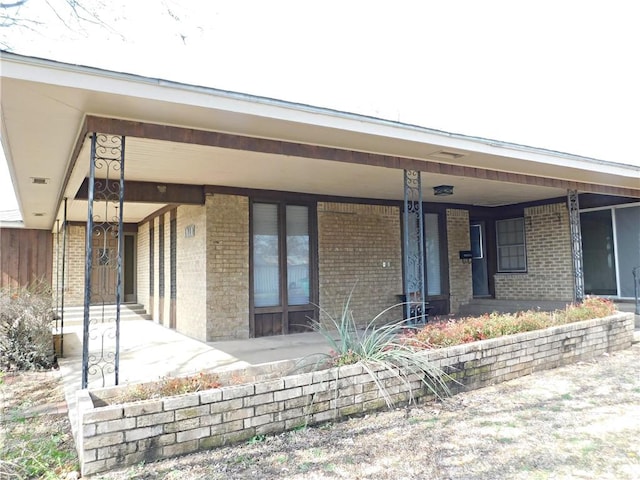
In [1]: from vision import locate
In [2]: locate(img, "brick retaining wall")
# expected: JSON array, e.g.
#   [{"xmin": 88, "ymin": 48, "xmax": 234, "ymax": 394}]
[{"xmin": 76, "ymin": 312, "xmax": 634, "ymax": 476}]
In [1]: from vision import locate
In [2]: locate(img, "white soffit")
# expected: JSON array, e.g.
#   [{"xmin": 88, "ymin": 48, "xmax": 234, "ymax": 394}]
[{"xmin": 2, "ymin": 52, "xmax": 639, "ymax": 229}]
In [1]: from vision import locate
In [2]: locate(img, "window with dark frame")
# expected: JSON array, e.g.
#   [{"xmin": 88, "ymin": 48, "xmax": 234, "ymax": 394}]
[{"xmin": 496, "ymin": 217, "xmax": 527, "ymax": 272}]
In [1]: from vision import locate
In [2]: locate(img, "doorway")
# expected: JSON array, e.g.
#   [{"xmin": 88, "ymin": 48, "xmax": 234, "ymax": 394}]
[
  {"xmin": 90, "ymin": 232, "xmax": 118, "ymax": 304},
  {"xmin": 470, "ymin": 222, "xmax": 490, "ymax": 297},
  {"xmin": 90, "ymin": 232, "xmax": 136, "ymax": 304}
]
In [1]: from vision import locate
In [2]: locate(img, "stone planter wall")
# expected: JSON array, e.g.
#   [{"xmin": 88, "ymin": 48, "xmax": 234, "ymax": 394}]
[{"xmin": 76, "ymin": 312, "xmax": 634, "ymax": 476}]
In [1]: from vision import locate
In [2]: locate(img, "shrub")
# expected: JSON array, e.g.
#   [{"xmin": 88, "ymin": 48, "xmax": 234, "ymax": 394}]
[
  {"xmin": 301, "ymin": 290, "xmax": 452, "ymax": 408},
  {"xmin": 409, "ymin": 297, "xmax": 616, "ymax": 349},
  {"xmin": 0, "ymin": 283, "xmax": 55, "ymax": 371}
]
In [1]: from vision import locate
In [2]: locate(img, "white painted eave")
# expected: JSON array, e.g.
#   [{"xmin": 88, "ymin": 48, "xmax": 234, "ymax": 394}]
[
  {"xmin": 1, "ymin": 51, "xmax": 639, "ymax": 230},
  {"xmin": 3, "ymin": 51, "xmax": 638, "ymax": 178}
]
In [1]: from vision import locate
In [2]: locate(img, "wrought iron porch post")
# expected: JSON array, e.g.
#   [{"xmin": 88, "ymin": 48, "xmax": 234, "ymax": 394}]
[
  {"xmin": 567, "ymin": 189, "xmax": 585, "ymax": 303},
  {"xmin": 55, "ymin": 219, "xmax": 60, "ymax": 329},
  {"xmin": 82, "ymin": 133, "xmax": 126, "ymax": 389},
  {"xmin": 60, "ymin": 198, "xmax": 67, "ymax": 357},
  {"xmin": 403, "ymin": 170, "xmax": 425, "ymax": 323}
]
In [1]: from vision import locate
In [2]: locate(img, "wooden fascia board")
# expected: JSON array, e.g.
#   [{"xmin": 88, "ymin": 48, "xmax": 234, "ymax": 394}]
[
  {"xmin": 83, "ymin": 116, "xmax": 640, "ymax": 198},
  {"xmin": 75, "ymin": 178, "xmax": 205, "ymax": 205}
]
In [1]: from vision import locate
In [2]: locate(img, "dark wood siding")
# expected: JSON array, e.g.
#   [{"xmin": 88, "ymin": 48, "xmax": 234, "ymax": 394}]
[{"xmin": 0, "ymin": 228, "xmax": 53, "ymax": 290}]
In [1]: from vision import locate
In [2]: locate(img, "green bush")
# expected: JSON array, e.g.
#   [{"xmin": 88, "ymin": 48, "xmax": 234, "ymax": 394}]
[
  {"xmin": 0, "ymin": 284, "xmax": 55, "ymax": 370},
  {"xmin": 407, "ymin": 297, "xmax": 616, "ymax": 349}
]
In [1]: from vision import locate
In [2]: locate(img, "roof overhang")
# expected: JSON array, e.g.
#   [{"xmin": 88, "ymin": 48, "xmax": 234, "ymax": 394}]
[{"xmin": 2, "ymin": 51, "xmax": 639, "ymax": 229}]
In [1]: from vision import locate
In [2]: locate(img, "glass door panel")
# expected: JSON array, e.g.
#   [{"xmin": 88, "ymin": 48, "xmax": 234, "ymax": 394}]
[
  {"xmin": 614, "ymin": 206, "xmax": 640, "ymax": 298},
  {"xmin": 252, "ymin": 201, "xmax": 316, "ymax": 336},
  {"xmin": 425, "ymin": 213, "xmax": 441, "ymax": 295},
  {"xmin": 253, "ymin": 203, "xmax": 280, "ymax": 307},
  {"xmin": 286, "ymin": 205, "xmax": 310, "ymax": 306},
  {"xmin": 581, "ymin": 210, "xmax": 617, "ymax": 295}
]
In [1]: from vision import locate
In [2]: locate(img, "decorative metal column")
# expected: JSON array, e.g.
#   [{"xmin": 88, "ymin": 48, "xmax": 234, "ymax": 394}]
[
  {"xmin": 82, "ymin": 134, "xmax": 126, "ymax": 389},
  {"xmin": 403, "ymin": 170, "xmax": 426, "ymax": 324},
  {"xmin": 567, "ymin": 189, "xmax": 584, "ymax": 303},
  {"xmin": 60, "ymin": 198, "xmax": 68, "ymax": 357}
]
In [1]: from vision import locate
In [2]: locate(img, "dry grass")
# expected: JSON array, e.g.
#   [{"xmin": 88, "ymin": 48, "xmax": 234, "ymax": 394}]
[{"xmin": 0, "ymin": 371, "xmax": 78, "ymax": 479}]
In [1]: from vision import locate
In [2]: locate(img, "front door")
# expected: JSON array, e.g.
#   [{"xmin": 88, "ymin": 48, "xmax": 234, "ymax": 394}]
[
  {"xmin": 90, "ymin": 232, "xmax": 118, "ymax": 304},
  {"xmin": 251, "ymin": 201, "xmax": 317, "ymax": 337},
  {"xmin": 470, "ymin": 222, "xmax": 490, "ymax": 297}
]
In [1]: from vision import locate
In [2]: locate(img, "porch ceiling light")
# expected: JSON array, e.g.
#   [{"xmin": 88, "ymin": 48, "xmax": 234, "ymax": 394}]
[
  {"xmin": 433, "ymin": 185, "xmax": 454, "ymax": 196},
  {"xmin": 30, "ymin": 177, "xmax": 49, "ymax": 185}
]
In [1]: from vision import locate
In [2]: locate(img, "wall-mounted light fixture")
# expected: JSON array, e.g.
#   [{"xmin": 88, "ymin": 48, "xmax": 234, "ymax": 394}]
[{"xmin": 433, "ymin": 185, "xmax": 454, "ymax": 196}]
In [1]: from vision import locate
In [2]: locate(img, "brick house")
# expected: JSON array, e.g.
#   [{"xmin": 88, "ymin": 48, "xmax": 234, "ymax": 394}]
[{"xmin": 2, "ymin": 52, "xmax": 639, "ymax": 346}]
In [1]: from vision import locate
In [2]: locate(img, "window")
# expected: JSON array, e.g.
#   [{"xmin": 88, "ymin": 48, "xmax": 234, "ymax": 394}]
[
  {"xmin": 424, "ymin": 213, "xmax": 441, "ymax": 295},
  {"xmin": 496, "ymin": 218, "xmax": 526, "ymax": 272},
  {"xmin": 252, "ymin": 203, "xmax": 311, "ymax": 307},
  {"xmin": 252, "ymin": 201, "xmax": 316, "ymax": 337}
]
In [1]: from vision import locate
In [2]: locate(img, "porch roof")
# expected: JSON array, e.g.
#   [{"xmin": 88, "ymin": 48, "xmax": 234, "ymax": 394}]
[{"xmin": 1, "ymin": 51, "xmax": 638, "ymax": 229}]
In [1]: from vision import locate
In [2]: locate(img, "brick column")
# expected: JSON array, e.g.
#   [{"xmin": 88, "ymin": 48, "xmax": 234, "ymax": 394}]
[{"xmin": 446, "ymin": 208, "xmax": 472, "ymax": 313}]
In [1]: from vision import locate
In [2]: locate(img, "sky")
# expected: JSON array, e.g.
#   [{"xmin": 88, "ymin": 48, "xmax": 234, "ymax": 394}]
[{"xmin": 1, "ymin": 0, "xmax": 639, "ymax": 214}]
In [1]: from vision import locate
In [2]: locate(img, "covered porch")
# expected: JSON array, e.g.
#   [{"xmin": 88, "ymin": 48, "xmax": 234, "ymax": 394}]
[{"xmin": 2, "ymin": 51, "xmax": 639, "ymax": 389}]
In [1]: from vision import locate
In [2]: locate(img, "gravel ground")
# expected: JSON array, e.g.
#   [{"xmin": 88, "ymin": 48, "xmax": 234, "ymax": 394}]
[{"xmin": 2, "ymin": 343, "xmax": 639, "ymax": 479}]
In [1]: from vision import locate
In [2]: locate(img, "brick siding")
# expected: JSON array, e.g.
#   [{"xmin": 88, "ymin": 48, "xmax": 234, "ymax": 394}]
[
  {"xmin": 495, "ymin": 203, "xmax": 574, "ymax": 300},
  {"xmin": 317, "ymin": 202, "xmax": 403, "ymax": 326},
  {"xmin": 204, "ymin": 194, "xmax": 250, "ymax": 341},
  {"xmin": 175, "ymin": 204, "xmax": 207, "ymax": 340},
  {"xmin": 137, "ymin": 222, "xmax": 150, "ymax": 313},
  {"xmin": 51, "ymin": 225, "xmax": 86, "ymax": 306},
  {"xmin": 446, "ymin": 209, "xmax": 472, "ymax": 313}
]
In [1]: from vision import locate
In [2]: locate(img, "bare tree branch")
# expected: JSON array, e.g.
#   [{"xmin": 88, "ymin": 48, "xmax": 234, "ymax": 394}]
[
  {"xmin": 0, "ymin": 1, "xmax": 29, "ymax": 8},
  {"xmin": 0, "ymin": 0, "xmax": 125, "ymax": 48}
]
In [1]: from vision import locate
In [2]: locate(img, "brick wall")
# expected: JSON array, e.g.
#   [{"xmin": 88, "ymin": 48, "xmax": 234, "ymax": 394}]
[
  {"xmin": 495, "ymin": 203, "xmax": 574, "ymax": 300},
  {"xmin": 317, "ymin": 202, "xmax": 403, "ymax": 326},
  {"xmin": 446, "ymin": 209, "xmax": 472, "ymax": 313},
  {"xmin": 137, "ymin": 222, "xmax": 150, "ymax": 313},
  {"xmin": 175, "ymin": 204, "xmax": 208, "ymax": 340},
  {"xmin": 77, "ymin": 312, "xmax": 635, "ymax": 476},
  {"xmin": 163, "ymin": 212, "xmax": 172, "ymax": 326},
  {"xmin": 205, "ymin": 194, "xmax": 250, "ymax": 341},
  {"xmin": 150, "ymin": 217, "xmax": 159, "ymax": 321},
  {"xmin": 51, "ymin": 225, "xmax": 86, "ymax": 306}
]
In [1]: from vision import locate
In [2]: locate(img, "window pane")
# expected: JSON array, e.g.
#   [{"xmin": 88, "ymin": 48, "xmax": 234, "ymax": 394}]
[
  {"xmin": 425, "ymin": 213, "xmax": 441, "ymax": 295},
  {"xmin": 286, "ymin": 205, "xmax": 310, "ymax": 305},
  {"xmin": 253, "ymin": 203, "xmax": 280, "ymax": 307},
  {"xmin": 496, "ymin": 218, "xmax": 526, "ymax": 272}
]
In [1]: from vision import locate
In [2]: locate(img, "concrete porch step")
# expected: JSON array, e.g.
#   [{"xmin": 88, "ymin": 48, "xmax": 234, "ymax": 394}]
[{"xmin": 53, "ymin": 304, "xmax": 151, "ymax": 326}]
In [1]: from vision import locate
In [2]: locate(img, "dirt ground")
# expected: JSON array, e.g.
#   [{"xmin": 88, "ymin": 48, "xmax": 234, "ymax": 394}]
[{"xmin": 2, "ymin": 343, "xmax": 639, "ymax": 479}]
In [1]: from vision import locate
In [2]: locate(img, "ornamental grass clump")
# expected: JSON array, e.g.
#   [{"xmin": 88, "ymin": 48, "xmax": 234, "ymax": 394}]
[
  {"xmin": 304, "ymin": 291, "xmax": 452, "ymax": 408},
  {"xmin": 409, "ymin": 297, "xmax": 616, "ymax": 349}
]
